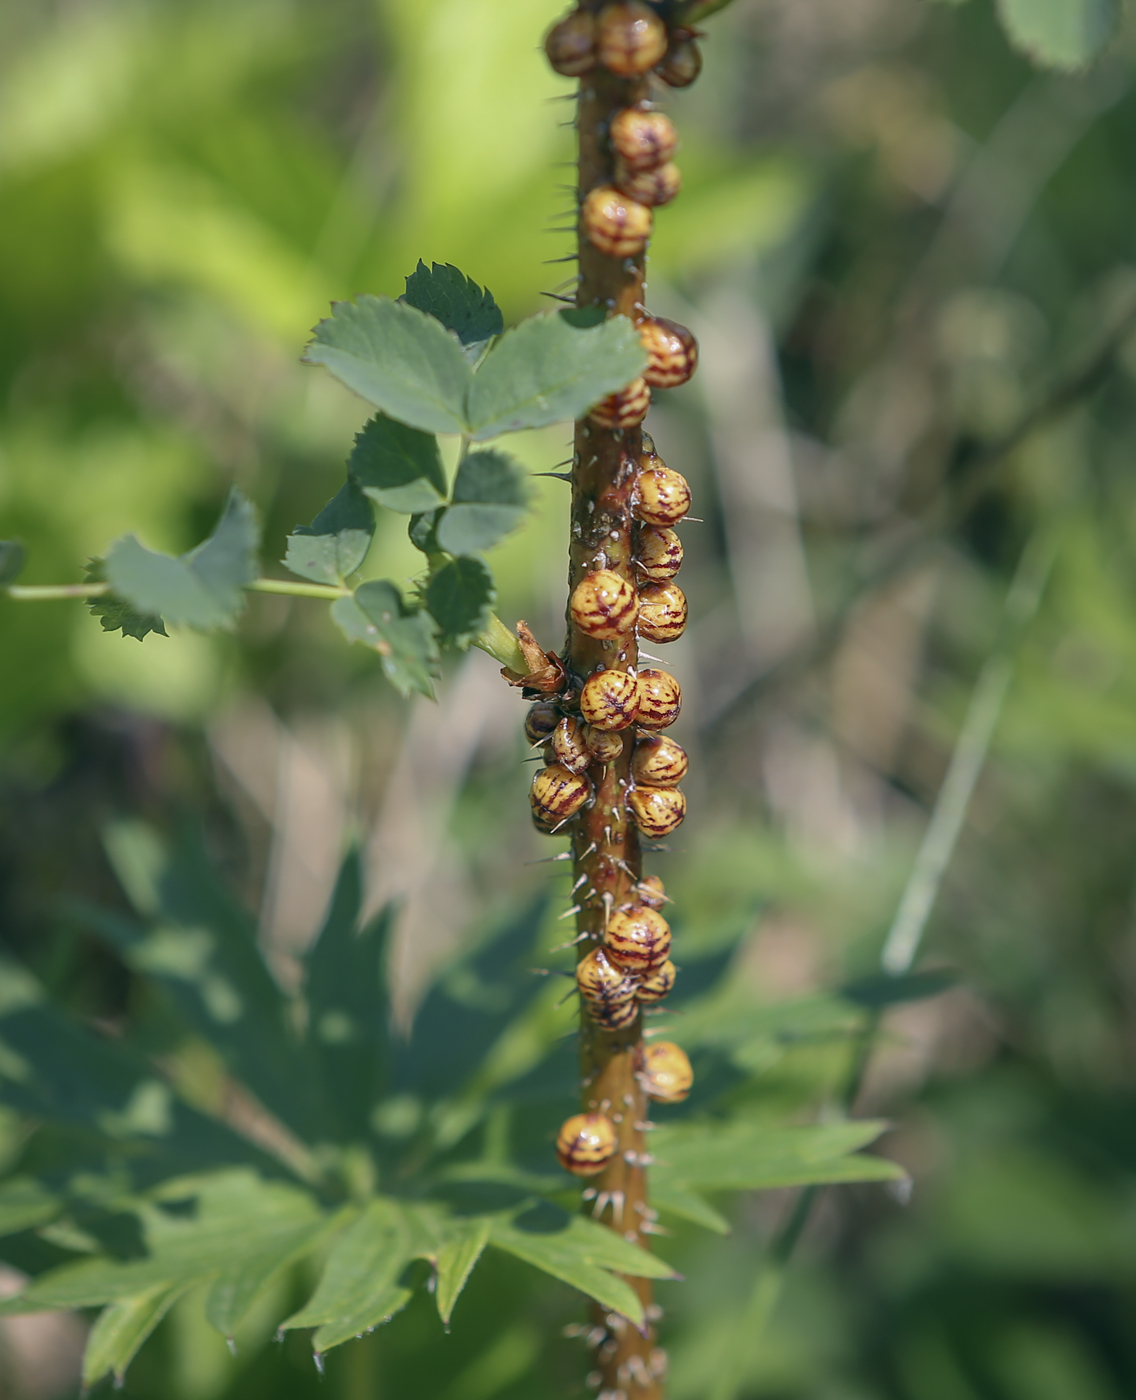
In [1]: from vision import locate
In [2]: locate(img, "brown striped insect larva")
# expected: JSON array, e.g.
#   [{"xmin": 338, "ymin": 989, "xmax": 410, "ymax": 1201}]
[
  {"xmin": 609, "ymin": 108, "xmax": 678, "ymax": 173},
  {"xmin": 635, "ymin": 463, "xmax": 691, "ymax": 527},
  {"xmin": 530, "ymin": 764, "xmax": 591, "ymax": 826},
  {"xmin": 639, "ymin": 317, "xmax": 699, "ymax": 389},
  {"xmin": 579, "ymin": 668, "xmax": 640, "ymax": 731},
  {"xmin": 557, "ymin": 1112, "xmax": 619, "ymax": 1175},
  {"xmin": 582, "ymin": 724, "xmax": 624, "ymax": 762},
  {"xmin": 616, "ymin": 160, "xmax": 682, "ymax": 208},
  {"xmin": 635, "ymin": 668, "xmax": 682, "ymax": 730},
  {"xmin": 589, "ymin": 377, "xmax": 651, "ymax": 430},
  {"xmin": 544, "ymin": 8, "xmax": 597, "ymax": 76},
  {"xmin": 577, "ymin": 945, "xmax": 639, "ymax": 1005},
  {"xmin": 636, "ymin": 526, "xmax": 683, "ymax": 582},
  {"xmin": 639, "ymin": 1041, "xmax": 693, "ymax": 1103},
  {"xmin": 631, "ymin": 733, "xmax": 688, "ymax": 786},
  {"xmin": 524, "ymin": 699, "xmax": 562, "ymax": 747},
  {"xmin": 605, "ymin": 904, "xmax": 672, "ymax": 973},
  {"xmin": 637, "ymin": 581, "xmax": 687, "ymax": 643},
  {"xmin": 636, "ymin": 874, "xmax": 668, "ymax": 908},
  {"xmin": 570, "ymin": 568, "xmax": 638, "ymax": 639},
  {"xmin": 657, "ymin": 29, "xmax": 703, "ymax": 88},
  {"xmin": 582, "ymin": 186, "xmax": 652, "ymax": 258},
  {"xmin": 588, "ymin": 994, "xmax": 641, "ymax": 1031},
  {"xmin": 628, "ymin": 785, "xmax": 686, "ymax": 838},
  {"xmin": 596, "ymin": 0, "xmax": 668, "ymax": 76},
  {"xmin": 552, "ymin": 715, "xmax": 593, "ymax": 774},
  {"xmin": 637, "ymin": 957, "xmax": 676, "ymax": 1003}
]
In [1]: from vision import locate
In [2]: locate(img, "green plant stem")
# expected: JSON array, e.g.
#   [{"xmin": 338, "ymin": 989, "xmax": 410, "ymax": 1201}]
[
  {"xmin": 246, "ymin": 579, "xmax": 351, "ymax": 600},
  {"xmin": 5, "ymin": 582, "xmax": 111, "ymax": 600},
  {"xmin": 471, "ymin": 614, "xmax": 527, "ymax": 672}
]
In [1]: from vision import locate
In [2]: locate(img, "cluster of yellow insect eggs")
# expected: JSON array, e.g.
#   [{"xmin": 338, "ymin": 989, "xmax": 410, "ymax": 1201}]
[{"xmin": 556, "ymin": 1112, "xmax": 619, "ymax": 1176}]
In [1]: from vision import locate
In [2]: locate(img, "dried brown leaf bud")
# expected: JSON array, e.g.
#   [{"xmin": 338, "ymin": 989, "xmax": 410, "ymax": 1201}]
[
  {"xmin": 640, "ymin": 1041, "xmax": 693, "ymax": 1102},
  {"xmin": 632, "ymin": 733, "xmax": 688, "ymax": 786},
  {"xmin": 639, "ymin": 317, "xmax": 698, "ymax": 388},
  {"xmin": 637, "ymin": 581, "xmax": 687, "ymax": 642},
  {"xmin": 658, "ymin": 29, "xmax": 703, "ymax": 87},
  {"xmin": 570, "ymin": 568, "xmax": 639, "ymax": 639},
  {"xmin": 637, "ymin": 526, "xmax": 683, "ymax": 581},
  {"xmin": 577, "ymin": 945, "xmax": 639, "ymax": 1004},
  {"xmin": 582, "ymin": 724, "xmax": 624, "ymax": 762},
  {"xmin": 635, "ymin": 463, "xmax": 691, "ymax": 526},
  {"xmin": 580, "ymin": 668, "xmax": 640, "ymax": 731},
  {"xmin": 596, "ymin": 1, "xmax": 668, "ymax": 76},
  {"xmin": 637, "ymin": 874, "xmax": 667, "ymax": 908},
  {"xmin": 635, "ymin": 668, "xmax": 682, "ymax": 730},
  {"xmin": 589, "ymin": 377, "xmax": 651, "ymax": 429},
  {"xmin": 557, "ymin": 1112, "xmax": 619, "ymax": 1175},
  {"xmin": 629, "ymin": 785, "xmax": 686, "ymax": 838},
  {"xmin": 617, "ymin": 160, "xmax": 682, "ymax": 208},
  {"xmin": 605, "ymin": 904, "xmax": 672, "ymax": 973},
  {"xmin": 582, "ymin": 186, "xmax": 652, "ymax": 257},
  {"xmin": 530, "ymin": 763, "xmax": 591, "ymax": 826},
  {"xmin": 552, "ymin": 715, "xmax": 593, "ymax": 774},
  {"xmin": 524, "ymin": 699, "xmax": 562, "ymax": 747},
  {"xmin": 637, "ymin": 958, "xmax": 676, "ymax": 1003},
  {"xmin": 610, "ymin": 108, "xmax": 678, "ymax": 173},
  {"xmin": 544, "ymin": 9, "xmax": 597, "ymax": 76}
]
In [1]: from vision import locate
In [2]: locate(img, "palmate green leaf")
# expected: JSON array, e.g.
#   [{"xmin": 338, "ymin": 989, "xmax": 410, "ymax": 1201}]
[
  {"xmin": 349, "ymin": 415, "xmax": 448, "ymax": 514},
  {"xmin": 331, "ymin": 580, "xmax": 441, "ymax": 698},
  {"xmin": 436, "ymin": 450, "xmax": 530, "ymax": 556},
  {"xmin": 424, "ymin": 556, "xmax": 494, "ymax": 648},
  {"xmin": 0, "ymin": 1177, "xmax": 60, "ymax": 1236},
  {"xmin": 284, "ymin": 481, "xmax": 375, "ymax": 585},
  {"xmin": 104, "ymin": 491, "xmax": 259, "ymax": 631},
  {"xmin": 85, "ymin": 558, "xmax": 168, "ymax": 641},
  {"xmin": 465, "ymin": 310, "xmax": 647, "ymax": 441},
  {"xmin": 995, "ymin": 0, "xmax": 1116, "ymax": 68},
  {"xmin": 401, "ymin": 261, "xmax": 503, "ymax": 364},
  {"xmin": 434, "ymin": 1217, "xmax": 491, "ymax": 1326},
  {"xmin": 0, "ymin": 540, "xmax": 27, "ymax": 584},
  {"xmin": 304, "ymin": 297, "xmax": 472, "ymax": 435},
  {"xmin": 652, "ymin": 1120, "xmax": 904, "ymax": 1194},
  {"xmin": 83, "ymin": 1282, "xmax": 191, "ymax": 1388}
]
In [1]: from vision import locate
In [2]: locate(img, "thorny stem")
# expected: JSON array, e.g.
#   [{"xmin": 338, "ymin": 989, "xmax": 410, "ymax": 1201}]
[{"xmin": 569, "ymin": 47, "xmax": 662, "ymax": 1400}]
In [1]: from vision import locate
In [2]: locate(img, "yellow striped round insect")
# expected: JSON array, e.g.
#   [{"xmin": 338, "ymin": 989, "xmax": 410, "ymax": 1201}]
[
  {"xmin": 639, "ymin": 1041, "xmax": 693, "ymax": 1103},
  {"xmin": 570, "ymin": 569, "xmax": 638, "ymax": 639},
  {"xmin": 544, "ymin": 9, "xmax": 597, "ymax": 75},
  {"xmin": 617, "ymin": 161, "xmax": 682, "ymax": 208},
  {"xmin": 530, "ymin": 764, "xmax": 591, "ymax": 828},
  {"xmin": 605, "ymin": 903, "xmax": 671, "ymax": 973},
  {"xmin": 609, "ymin": 108, "xmax": 678, "ymax": 173},
  {"xmin": 639, "ymin": 317, "xmax": 698, "ymax": 388},
  {"xmin": 636, "ymin": 526, "xmax": 683, "ymax": 582},
  {"xmin": 552, "ymin": 715, "xmax": 592, "ymax": 774},
  {"xmin": 576, "ymin": 945, "xmax": 638, "ymax": 1006},
  {"xmin": 629, "ymin": 785, "xmax": 686, "ymax": 838},
  {"xmin": 524, "ymin": 699, "xmax": 561, "ymax": 747},
  {"xmin": 637, "ymin": 581, "xmax": 687, "ymax": 643},
  {"xmin": 582, "ymin": 724, "xmax": 624, "ymax": 762},
  {"xmin": 636, "ymin": 873, "xmax": 668, "ymax": 909},
  {"xmin": 580, "ymin": 668, "xmax": 640, "ymax": 731},
  {"xmin": 588, "ymin": 994, "xmax": 640, "ymax": 1030},
  {"xmin": 596, "ymin": 0, "xmax": 668, "ymax": 76},
  {"xmin": 658, "ymin": 29, "xmax": 702, "ymax": 87},
  {"xmin": 589, "ymin": 377, "xmax": 651, "ymax": 430},
  {"xmin": 582, "ymin": 186, "xmax": 652, "ymax": 258},
  {"xmin": 637, "ymin": 958, "xmax": 676, "ymax": 1003},
  {"xmin": 635, "ymin": 668, "xmax": 682, "ymax": 730},
  {"xmin": 556, "ymin": 1112, "xmax": 619, "ymax": 1175},
  {"xmin": 632, "ymin": 733, "xmax": 688, "ymax": 786},
  {"xmin": 635, "ymin": 462, "xmax": 691, "ymax": 527}
]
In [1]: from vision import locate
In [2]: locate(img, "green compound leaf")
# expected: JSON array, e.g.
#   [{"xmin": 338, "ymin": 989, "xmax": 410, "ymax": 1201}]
[
  {"xmin": 84, "ymin": 559, "xmax": 168, "ymax": 641},
  {"xmin": 281, "ymin": 1199, "xmax": 414, "ymax": 1354},
  {"xmin": 204, "ymin": 1213, "xmax": 342, "ymax": 1339},
  {"xmin": 407, "ymin": 510, "xmax": 443, "ymax": 555},
  {"xmin": 0, "ymin": 540, "xmax": 26, "ymax": 585},
  {"xmin": 83, "ymin": 1283, "xmax": 190, "ymax": 1388},
  {"xmin": 434, "ymin": 1217, "xmax": 491, "ymax": 1326},
  {"xmin": 424, "ymin": 556, "xmax": 495, "ymax": 648},
  {"xmin": 304, "ymin": 296, "xmax": 472, "ymax": 435},
  {"xmin": 436, "ymin": 450, "xmax": 530, "ymax": 556},
  {"xmin": 349, "ymin": 415, "xmax": 448, "ymax": 515},
  {"xmin": 995, "ymin": 0, "xmax": 1116, "ymax": 68},
  {"xmin": 284, "ymin": 481, "xmax": 375, "ymax": 585},
  {"xmin": 332, "ymin": 580, "xmax": 441, "ymax": 698},
  {"xmin": 465, "ymin": 310, "xmax": 646, "ymax": 441},
  {"xmin": 104, "ymin": 491, "xmax": 259, "ymax": 632},
  {"xmin": 402, "ymin": 261, "xmax": 503, "ymax": 364}
]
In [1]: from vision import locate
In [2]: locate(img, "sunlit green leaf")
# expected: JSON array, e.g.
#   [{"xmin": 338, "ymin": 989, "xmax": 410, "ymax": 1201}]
[
  {"xmin": 436, "ymin": 450, "xmax": 530, "ymax": 555},
  {"xmin": 434, "ymin": 1217, "xmax": 491, "ymax": 1326},
  {"xmin": 205, "ymin": 1213, "xmax": 343, "ymax": 1338},
  {"xmin": 284, "ymin": 481, "xmax": 375, "ymax": 585},
  {"xmin": 402, "ymin": 261, "xmax": 503, "ymax": 363},
  {"xmin": 424, "ymin": 556, "xmax": 495, "ymax": 647},
  {"xmin": 465, "ymin": 311, "xmax": 646, "ymax": 440},
  {"xmin": 83, "ymin": 1283, "xmax": 190, "ymax": 1388},
  {"xmin": 651, "ymin": 1183, "xmax": 730, "ymax": 1234},
  {"xmin": 349, "ymin": 415, "xmax": 448, "ymax": 514},
  {"xmin": 995, "ymin": 0, "xmax": 1116, "ymax": 68},
  {"xmin": 0, "ymin": 1178, "xmax": 60, "ymax": 1237},
  {"xmin": 332, "ymin": 580, "xmax": 440, "ymax": 697},
  {"xmin": 304, "ymin": 296, "xmax": 472, "ymax": 435}
]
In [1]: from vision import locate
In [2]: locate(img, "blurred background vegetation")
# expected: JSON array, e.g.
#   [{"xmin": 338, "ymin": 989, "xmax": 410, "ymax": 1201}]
[{"xmin": 3, "ymin": 0, "xmax": 1136, "ymax": 1396}]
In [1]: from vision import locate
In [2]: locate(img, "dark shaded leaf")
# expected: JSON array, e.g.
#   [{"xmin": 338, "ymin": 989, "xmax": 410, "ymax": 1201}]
[
  {"xmin": 84, "ymin": 559, "xmax": 168, "ymax": 641},
  {"xmin": 407, "ymin": 510, "xmax": 442, "ymax": 555},
  {"xmin": 0, "ymin": 540, "xmax": 27, "ymax": 584},
  {"xmin": 0, "ymin": 1178, "xmax": 60, "ymax": 1237},
  {"xmin": 331, "ymin": 580, "xmax": 440, "ymax": 698},
  {"xmin": 402, "ymin": 261, "xmax": 503, "ymax": 363},
  {"xmin": 434, "ymin": 1217, "xmax": 490, "ymax": 1325},
  {"xmin": 284, "ymin": 481, "xmax": 375, "ymax": 584},
  {"xmin": 840, "ymin": 967, "xmax": 961, "ymax": 1010},
  {"xmin": 424, "ymin": 557, "xmax": 494, "ymax": 648},
  {"xmin": 436, "ymin": 451, "xmax": 530, "ymax": 556},
  {"xmin": 349, "ymin": 415, "xmax": 448, "ymax": 514}
]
